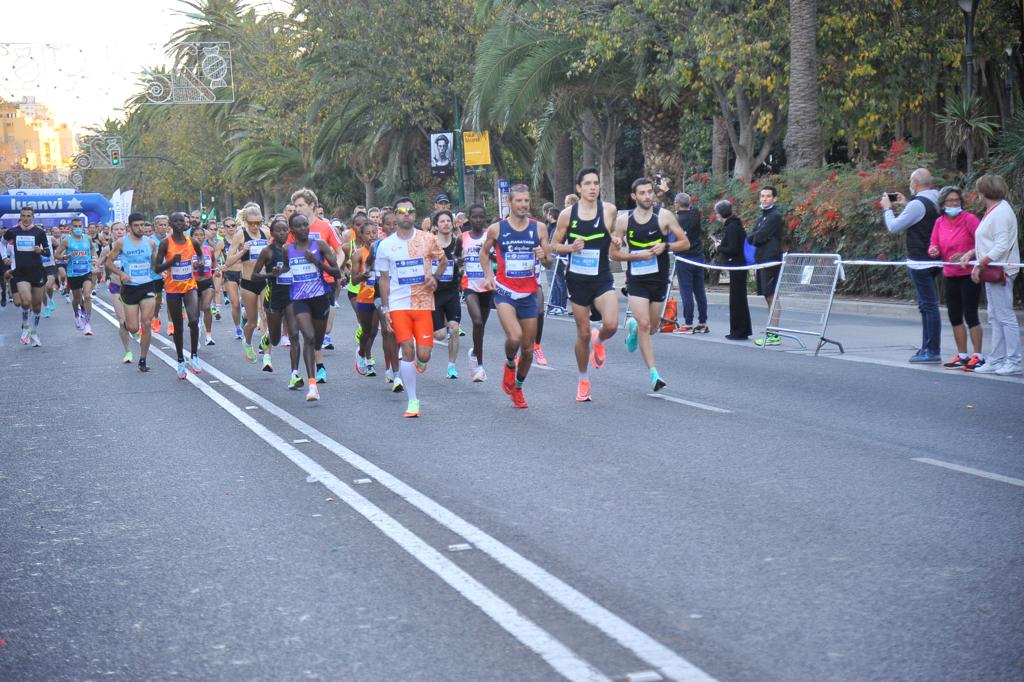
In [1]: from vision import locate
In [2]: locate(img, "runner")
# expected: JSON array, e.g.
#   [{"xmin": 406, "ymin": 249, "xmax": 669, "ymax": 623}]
[
  {"xmin": 431, "ymin": 210, "xmax": 463, "ymax": 379},
  {"xmin": 150, "ymin": 215, "xmax": 170, "ymax": 334},
  {"xmin": 251, "ymin": 216, "xmax": 301, "ymax": 382},
  {"xmin": 341, "ymin": 212, "xmax": 370, "ymax": 350},
  {"xmin": 285, "ymin": 212, "xmax": 341, "ymax": 401},
  {"xmin": 1, "ymin": 207, "xmax": 49, "ymax": 346},
  {"xmin": 376, "ymin": 211, "xmax": 402, "ymax": 387},
  {"xmin": 154, "ymin": 212, "xmax": 204, "ymax": 379},
  {"xmin": 203, "ymin": 220, "xmax": 224, "ymax": 323},
  {"xmin": 104, "ymin": 222, "xmax": 133, "ymax": 363},
  {"xmin": 41, "ymin": 226, "xmax": 60, "ymax": 317},
  {"xmin": 612, "ymin": 177, "xmax": 690, "ymax": 391},
  {"xmin": 55, "ymin": 216, "xmax": 97, "ymax": 336},
  {"xmin": 220, "ymin": 218, "xmax": 244, "ymax": 339},
  {"xmin": 0, "ymin": 224, "xmax": 9, "ymax": 307},
  {"xmin": 461, "ymin": 203, "xmax": 493, "ymax": 382},
  {"xmin": 190, "ymin": 225, "xmax": 218, "ymax": 346},
  {"xmin": 479, "ymin": 184, "xmax": 552, "ymax": 408},
  {"xmin": 551, "ymin": 166, "xmax": 621, "ymax": 402},
  {"xmin": 54, "ymin": 222, "xmax": 68, "ymax": 301},
  {"xmin": 223, "ymin": 205, "xmax": 270, "ymax": 364},
  {"xmin": 352, "ymin": 219, "xmax": 381, "ymax": 376},
  {"xmin": 106, "ymin": 212, "xmax": 159, "ymax": 371},
  {"xmin": 376, "ymin": 196, "xmax": 447, "ymax": 417}
]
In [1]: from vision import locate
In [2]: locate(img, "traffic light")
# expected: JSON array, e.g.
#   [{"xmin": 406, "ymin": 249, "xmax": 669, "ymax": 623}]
[
  {"xmin": 201, "ymin": 210, "xmax": 208, "ymax": 221},
  {"xmin": 110, "ymin": 148, "xmax": 121, "ymax": 167}
]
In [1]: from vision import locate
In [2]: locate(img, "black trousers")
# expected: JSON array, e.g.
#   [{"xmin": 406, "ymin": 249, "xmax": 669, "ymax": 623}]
[{"xmin": 729, "ymin": 271, "xmax": 752, "ymax": 337}]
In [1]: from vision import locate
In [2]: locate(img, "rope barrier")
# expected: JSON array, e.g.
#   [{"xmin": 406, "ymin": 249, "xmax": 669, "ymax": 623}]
[{"xmin": 672, "ymin": 255, "xmax": 1018, "ymax": 270}]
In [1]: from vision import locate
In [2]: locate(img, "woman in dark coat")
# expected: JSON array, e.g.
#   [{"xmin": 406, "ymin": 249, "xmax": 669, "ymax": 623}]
[{"xmin": 712, "ymin": 200, "xmax": 752, "ymax": 340}]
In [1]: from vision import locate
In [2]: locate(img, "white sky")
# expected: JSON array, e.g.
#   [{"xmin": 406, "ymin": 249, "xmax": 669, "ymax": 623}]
[{"xmin": 0, "ymin": 0, "xmax": 290, "ymax": 130}]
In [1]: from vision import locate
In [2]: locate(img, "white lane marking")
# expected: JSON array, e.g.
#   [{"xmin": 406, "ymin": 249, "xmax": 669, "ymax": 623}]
[
  {"xmin": 90, "ymin": 303, "xmax": 611, "ymax": 682},
  {"xmin": 244, "ymin": 405, "xmax": 258, "ymax": 410},
  {"xmin": 912, "ymin": 458, "xmax": 1024, "ymax": 488},
  {"xmin": 293, "ymin": 438, "xmax": 310, "ymax": 444},
  {"xmin": 94, "ymin": 296, "xmax": 716, "ymax": 682},
  {"xmin": 646, "ymin": 393, "xmax": 732, "ymax": 414}
]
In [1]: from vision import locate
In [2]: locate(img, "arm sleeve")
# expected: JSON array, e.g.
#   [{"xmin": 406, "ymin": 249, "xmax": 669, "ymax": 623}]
[{"xmin": 883, "ymin": 200, "xmax": 925, "ymax": 234}]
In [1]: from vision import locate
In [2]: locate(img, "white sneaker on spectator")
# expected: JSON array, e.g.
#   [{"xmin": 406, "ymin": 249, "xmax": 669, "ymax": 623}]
[
  {"xmin": 973, "ymin": 359, "xmax": 1004, "ymax": 374},
  {"xmin": 995, "ymin": 362, "xmax": 1022, "ymax": 376}
]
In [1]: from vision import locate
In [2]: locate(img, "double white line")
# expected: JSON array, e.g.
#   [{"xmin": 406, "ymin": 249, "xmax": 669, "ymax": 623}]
[{"xmin": 90, "ymin": 297, "xmax": 715, "ymax": 682}]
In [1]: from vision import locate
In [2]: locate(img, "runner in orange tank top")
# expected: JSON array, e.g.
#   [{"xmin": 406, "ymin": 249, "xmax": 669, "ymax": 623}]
[{"xmin": 154, "ymin": 212, "xmax": 204, "ymax": 379}]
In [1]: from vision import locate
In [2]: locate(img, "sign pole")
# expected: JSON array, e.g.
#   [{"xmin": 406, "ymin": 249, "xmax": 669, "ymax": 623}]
[{"xmin": 454, "ymin": 95, "xmax": 465, "ymax": 207}]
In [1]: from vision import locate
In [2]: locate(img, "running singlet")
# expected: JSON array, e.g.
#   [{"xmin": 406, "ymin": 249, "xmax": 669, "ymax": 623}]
[
  {"xmin": 288, "ymin": 218, "xmax": 341, "ymax": 285},
  {"xmin": 494, "ymin": 218, "xmax": 541, "ymax": 298},
  {"xmin": 3, "ymin": 226, "xmax": 48, "ymax": 270},
  {"xmin": 288, "ymin": 242, "xmax": 327, "ymax": 301},
  {"xmin": 120, "ymin": 235, "xmax": 159, "ymax": 285},
  {"xmin": 66, "ymin": 234, "xmax": 93, "ymax": 277},
  {"xmin": 242, "ymin": 228, "xmax": 268, "ymax": 262},
  {"xmin": 42, "ymin": 237, "xmax": 56, "ymax": 267},
  {"xmin": 431, "ymin": 236, "xmax": 459, "ymax": 290},
  {"xmin": 355, "ymin": 244, "xmax": 377, "ymax": 305},
  {"xmin": 460, "ymin": 230, "xmax": 488, "ymax": 293},
  {"xmin": 197, "ymin": 243, "xmax": 214, "ymax": 278},
  {"xmin": 625, "ymin": 211, "xmax": 669, "ymax": 282},
  {"xmin": 164, "ymin": 237, "xmax": 198, "ymax": 294},
  {"xmin": 375, "ymin": 230, "xmax": 443, "ymax": 311},
  {"xmin": 566, "ymin": 203, "xmax": 611, "ymax": 282}
]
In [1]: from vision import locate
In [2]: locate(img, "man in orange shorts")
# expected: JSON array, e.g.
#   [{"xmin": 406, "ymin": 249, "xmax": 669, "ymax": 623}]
[{"xmin": 375, "ymin": 197, "xmax": 447, "ymax": 417}]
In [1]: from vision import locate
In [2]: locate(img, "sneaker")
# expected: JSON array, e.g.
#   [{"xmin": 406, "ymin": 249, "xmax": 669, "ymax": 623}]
[
  {"xmin": 29, "ymin": 331, "xmax": 41, "ymax": 347},
  {"xmin": 472, "ymin": 366, "xmax": 487, "ymax": 382},
  {"xmin": 385, "ymin": 368, "xmax": 395, "ymax": 383},
  {"xmin": 973, "ymin": 359, "xmax": 1003, "ymax": 374},
  {"xmin": 176, "ymin": 361, "xmax": 187, "ymax": 380},
  {"xmin": 20, "ymin": 325, "xmax": 30, "ymax": 344},
  {"xmin": 963, "ymin": 354, "xmax": 985, "ymax": 372},
  {"xmin": 458, "ymin": 326, "xmax": 466, "ymax": 337},
  {"xmin": 366, "ymin": 362, "xmax": 377, "ymax": 377},
  {"xmin": 281, "ymin": 336, "xmax": 291, "ymax": 347},
  {"xmin": 652, "ymin": 376, "xmax": 667, "ymax": 392},
  {"xmin": 404, "ymin": 399, "xmax": 420, "ymax": 417},
  {"xmin": 693, "ymin": 324, "xmax": 709, "ymax": 334},
  {"xmin": 306, "ymin": 384, "xmax": 320, "ymax": 401},
  {"xmin": 355, "ymin": 354, "xmax": 367, "ymax": 376},
  {"xmin": 909, "ymin": 351, "xmax": 941, "ymax": 364},
  {"xmin": 447, "ymin": 363, "xmax": 458, "ymax": 379},
  {"xmin": 510, "ymin": 385, "xmax": 528, "ymax": 408},
  {"xmin": 534, "ymin": 344, "xmax": 548, "ymax": 366},
  {"xmin": 415, "ymin": 359, "xmax": 428, "ymax": 374},
  {"xmin": 315, "ymin": 366, "xmax": 328, "ymax": 384},
  {"xmin": 755, "ymin": 333, "xmax": 782, "ymax": 347},
  {"xmin": 261, "ymin": 354, "xmax": 273, "ymax": 372},
  {"xmin": 351, "ymin": 328, "xmax": 359, "ymax": 344},
  {"xmin": 74, "ymin": 313, "xmax": 83, "ymax": 330},
  {"xmin": 392, "ymin": 377, "xmax": 405, "ymax": 393},
  {"xmin": 502, "ymin": 362, "xmax": 515, "ymax": 394},
  {"xmin": 324, "ymin": 333, "xmax": 335, "ymax": 350},
  {"xmin": 673, "ymin": 325, "xmax": 692, "ymax": 335},
  {"xmin": 995, "ymin": 362, "xmax": 1023, "ymax": 376},
  {"xmin": 206, "ymin": 335, "xmax": 216, "ymax": 346},
  {"xmin": 244, "ymin": 346, "xmax": 257, "ymax": 363},
  {"xmin": 211, "ymin": 305, "xmax": 221, "ymax": 321},
  {"xmin": 943, "ymin": 355, "xmax": 969, "ymax": 369},
  {"xmin": 235, "ymin": 326, "xmax": 243, "ymax": 340},
  {"xmin": 625, "ymin": 318, "xmax": 638, "ymax": 353},
  {"xmin": 121, "ymin": 351, "xmax": 133, "ymax": 364},
  {"xmin": 575, "ymin": 379, "xmax": 592, "ymax": 402},
  {"xmin": 43, "ymin": 305, "xmax": 51, "ymax": 319},
  {"xmin": 288, "ymin": 373, "xmax": 304, "ymax": 390},
  {"xmin": 189, "ymin": 355, "xmax": 204, "ymax": 374},
  {"xmin": 258, "ymin": 334, "xmax": 271, "ymax": 353},
  {"xmin": 152, "ymin": 319, "xmax": 161, "ymax": 333},
  {"xmin": 590, "ymin": 329, "xmax": 606, "ymax": 369},
  {"xmin": 468, "ymin": 347, "xmax": 479, "ymax": 369},
  {"xmin": 83, "ymin": 322, "xmax": 93, "ymax": 336},
  {"xmin": 138, "ymin": 358, "xmax": 150, "ymax": 373}
]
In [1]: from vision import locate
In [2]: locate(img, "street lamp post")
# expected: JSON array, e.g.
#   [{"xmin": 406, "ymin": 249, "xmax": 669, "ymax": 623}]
[
  {"xmin": 1007, "ymin": 44, "xmax": 1016, "ymax": 118},
  {"xmin": 958, "ymin": 0, "xmax": 980, "ymax": 100}
]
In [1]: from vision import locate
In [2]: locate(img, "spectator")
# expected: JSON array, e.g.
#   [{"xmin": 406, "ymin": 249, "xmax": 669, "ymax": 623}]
[
  {"xmin": 543, "ymin": 202, "xmax": 568, "ymax": 314},
  {"xmin": 928, "ymin": 186, "xmax": 984, "ymax": 370},
  {"xmin": 564, "ymin": 193, "xmax": 579, "ymax": 208},
  {"xmin": 672, "ymin": 192, "xmax": 708, "ymax": 334},
  {"xmin": 712, "ymin": 200, "xmax": 751, "ymax": 340},
  {"xmin": 747, "ymin": 186, "xmax": 783, "ymax": 346},
  {"xmin": 880, "ymin": 168, "xmax": 942, "ymax": 363},
  {"xmin": 960, "ymin": 174, "xmax": 1021, "ymax": 375}
]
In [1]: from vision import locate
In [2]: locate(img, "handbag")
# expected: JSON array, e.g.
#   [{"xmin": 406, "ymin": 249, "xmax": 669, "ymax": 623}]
[{"xmin": 978, "ymin": 265, "xmax": 1006, "ymax": 284}]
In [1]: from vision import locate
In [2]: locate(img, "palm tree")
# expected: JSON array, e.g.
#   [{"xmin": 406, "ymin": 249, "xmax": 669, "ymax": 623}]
[
  {"xmin": 935, "ymin": 94, "xmax": 999, "ymax": 174},
  {"xmin": 784, "ymin": 0, "xmax": 822, "ymax": 169}
]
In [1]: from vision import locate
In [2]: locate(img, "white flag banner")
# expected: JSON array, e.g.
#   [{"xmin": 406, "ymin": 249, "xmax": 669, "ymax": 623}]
[
  {"xmin": 110, "ymin": 189, "xmax": 123, "ymax": 222},
  {"xmin": 119, "ymin": 190, "xmax": 134, "ymax": 222}
]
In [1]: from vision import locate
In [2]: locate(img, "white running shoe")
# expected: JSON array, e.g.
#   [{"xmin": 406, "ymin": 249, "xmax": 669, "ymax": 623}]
[{"xmin": 472, "ymin": 366, "xmax": 486, "ymax": 382}]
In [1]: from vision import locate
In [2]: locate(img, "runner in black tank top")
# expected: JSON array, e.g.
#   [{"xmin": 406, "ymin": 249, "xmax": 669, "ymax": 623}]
[
  {"xmin": 430, "ymin": 210, "xmax": 463, "ymax": 379},
  {"xmin": 551, "ymin": 167, "xmax": 621, "ymax": 402},
  {"xmin": 612, "ymin": 177, "xmax": 689, "ymax": 392}
]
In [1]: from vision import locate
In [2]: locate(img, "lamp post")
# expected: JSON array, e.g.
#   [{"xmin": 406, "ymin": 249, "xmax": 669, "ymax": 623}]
[
  {"xmin": 958, "ymin": 0, "xmax": 980, "ymax": 100},
  {"xmin": 1007, "ymin": 43, "xmax": 1016, "ymax": 117}
]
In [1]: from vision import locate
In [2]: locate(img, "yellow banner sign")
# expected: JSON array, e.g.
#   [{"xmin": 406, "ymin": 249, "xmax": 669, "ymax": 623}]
[{"xmin": 462, "ymin": 131, "xmax": 492, "ymax": 167}]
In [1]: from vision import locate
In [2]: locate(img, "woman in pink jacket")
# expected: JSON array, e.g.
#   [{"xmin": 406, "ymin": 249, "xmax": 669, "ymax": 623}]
[{"xmin": 928, "ymin": 186, "xmax": 983, "ymax": 370}]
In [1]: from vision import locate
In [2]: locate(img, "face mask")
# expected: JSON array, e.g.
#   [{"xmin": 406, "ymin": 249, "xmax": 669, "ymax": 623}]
[
  {"xmin": 72, "ymin": 227, "xmax": 84, "ymax": 236},
  {"xmin": 944, "ymin": 207, "xmax": 962, "ymax": 217}
]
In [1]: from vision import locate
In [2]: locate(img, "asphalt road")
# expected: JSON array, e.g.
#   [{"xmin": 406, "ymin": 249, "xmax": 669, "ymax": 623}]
[{"xmin": 1, "ymin": 286, "xmax": 1022, "ymax": 682}]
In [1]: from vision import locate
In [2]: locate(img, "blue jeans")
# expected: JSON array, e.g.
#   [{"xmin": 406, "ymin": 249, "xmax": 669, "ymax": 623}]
[
  {"xmin": 909, "ymin": 267, "xmax": 941, "ymax": 355},
  {"xmin": 549, "ymin": 258, "xmax": 568, "ymax": 311},
  {"xmin": 675, "ymin": 258, "xmax": 708, "ymax": 324}
]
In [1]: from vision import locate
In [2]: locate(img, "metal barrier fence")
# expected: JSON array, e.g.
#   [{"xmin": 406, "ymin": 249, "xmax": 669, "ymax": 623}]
[{"xmin": 762, "ymin": 253, "xmax": 844, "ymax": 355}]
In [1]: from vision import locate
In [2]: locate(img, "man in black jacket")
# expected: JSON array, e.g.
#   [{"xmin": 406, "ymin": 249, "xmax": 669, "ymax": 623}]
[
  {"xmin": 673, "ymin": 192, "xmax": 709, "ymax": 333},
  {"xmin": 747, "ymin": 186, "xmax": 783, "ymax": 345}
]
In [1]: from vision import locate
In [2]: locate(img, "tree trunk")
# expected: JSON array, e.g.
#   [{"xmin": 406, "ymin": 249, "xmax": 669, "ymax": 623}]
[
  {"xmin": 551, "ymin": 132, "xmax": 573, "ymax": 204},
  {"xmin": 581, "ymin": 109, "xmax": 598, "ymax": 168},
  {"xmin": 362, "ymin": 178, "xmax": 376, "ymax": 207},
  {"xmin": 784, "ymin": 0, "xmax": 821, "ymax": 170},
  {"xmin": 464, "ymin": 171, "xmax": 476, "ymax": 205},
  {"xmin": 713, "ymin": 84, "xmax": 785, "ymax": 182},
  {"xmin": 712, "ymin": 116, "xmax": 730, "ymax": 178},
  {"xmin": 637, "ymin": 96, "xmax": 683, "ymax": 186}
]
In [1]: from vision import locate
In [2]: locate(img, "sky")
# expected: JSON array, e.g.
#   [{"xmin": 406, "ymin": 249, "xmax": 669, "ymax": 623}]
[{"xmin": 0, "ymin": 0, "xmax": 290, "ymax": 131}]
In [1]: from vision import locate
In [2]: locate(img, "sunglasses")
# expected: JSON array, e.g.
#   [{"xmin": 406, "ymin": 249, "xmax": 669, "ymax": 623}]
[{"xmin": 395, "ymin": 207, "xmax": 416, "ymax": 216}]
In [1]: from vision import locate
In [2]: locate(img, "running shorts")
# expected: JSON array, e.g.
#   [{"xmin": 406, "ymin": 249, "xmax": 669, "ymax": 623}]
[
  {"xmin": 45, "ymin": 265, "xmax": 59, "ymax": 280},
  {"xmin": 625, "ymin": 278, "xmax": 669, "ymax": 303},
  {"xmin": 67, "ymin": 273, "xmax": 95, "ymax": 291},
  {"xmin": 389, "ymin": 309, "xmax": 433, "ymax": 347},
  {"xmin": 432, "ymin": 289, "xmax": 462, "ymax": 331},
  {"xmin": 268, "ymin": 284, "xmax": 291, "ymax": 313},
  {"xmin": 567, "ymin": 278, "xmax": 614, "ymax": 308},
  {"xmin": 291, "ymin": 294, "xmax": 330, "ymax": 321},
  {"xmin": 240, "ymin": 278, "xmax": 265, "ymax": 295},
  {"xmin": 494, "ymin": 289, "xmax": 539, "ymax": 319},
  {"xmin": 13, "ymin": 266, "xmax": 47, "ymax": 288},
  {"xmin": 756, "ymin": 265, "xmax": 781, "ymax": 297},
  {"xmin": 223, "ymin": 270, "xmax": 241, "ymax": 284},
  {"xmin": 197, "ymin": 278, "xmax": 214, "ymax": 293},
  {"xmin": 120, "ymin": 281, "xmax": 156, "ymax": 306},
  {"xmin": 152, "ymin": 277, "xmax": 164, "ymax": 294}
]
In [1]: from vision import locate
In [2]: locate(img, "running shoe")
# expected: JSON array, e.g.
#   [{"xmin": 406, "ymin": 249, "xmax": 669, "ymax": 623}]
[
  {"xmin": 575, "ymin": 379, "xmax": 592, "ymax": 402},
  {"xmin": 261, "ymin": 354, "xmax": 273, "ymax": 372},
  {"xmin": 30, "ymin": 331, "xmax": 41, "ymax": 347},
  {"xmin": 43, "ymin": 305, "xmax": 51, "ymax": 319},
  {"xmin": 74, "ymin": 312, "xmax": 83, "ymax": 330},
  {"xmin": 502, "ymin": 362, "xmax": 515, "ymax": 394},
  {"xmin": 281, "ymin": 336, "xmax": 291, "ymax": 347},
  {"xmin": 352, "ymin": 328, "xmax": 359, "ymax": 344},
  {"xmin": 415, "ymin": 359, "xmax": 428, "ymax": 374},
  {"xmin": 754, "ymin": 333, "xmax": 782, "ymax": 347},
  {"xmin": 20, "ymin": 325, "xmax": 30, "ymax": 344},
  {"xmin": 366, "ymin": 362, "xmax": 377, "ymax": 377},
  {"xmin": 963, "ymin": 354, "xmax": 985, "ymax": 372},
  {"xmin": 534, "ymin": 344, "xmax": 547, "ymax": 366},
  {"xmin": 83, "ymin": 322, "xmax": 93, "ymax": 336},
  {"xmin": 693, "ymin": 324, "xmax": 710, "ymax": 334},
  {"xmin": 403, "ymin": 399, "xmax": 420, "ymax": 418},
  {"xmin": 211, "ymin": 305, "xmax": 221, "ymax": 320},
  {"xmin": 132, "ymin": 331, "xmax": 141, "ymax": 342},
  {"xmin": 385, "ymin": 368, "xmax": 395, "ymax": 383},
  {"xmin": 288, "ymin": 373, "xmax": 304, "ymax": 390},
  {"xmin": 625, "ymin": 318, "xmax": 638, "ymax": 353},
  {"xmin": 472, "ymin": 366, "xmax": 487, "ymax": 382},
  {"xmin": 315, "ymin": 366, "xmax": 328, "ymax": 384},
  {"xmin": 324, "ymin": 333, "xmax": 335, "ymax": 350},
  {"xmin": 121, "ymin": 351, "xmax": 133, "ymax": 364},
  {"xmin": 152, "ymin": 319, "xmax": 161, "ymax": 333},
  {"xmin": 392, "ymin": 377, "xmax": 405, "ymax": 393},
  {"xmin": 259, "ymin": 333, "xmax": 271, "ymax": 353},
  {"xmin": 176, "ymin": 361, "xmax": 187, "ymax": 380},
  {"xmin": 590, "ymin": 329, "xmax": 606, "ymax": 369},
  {"xmin": 672, "ymin": 325, "xmax": 691, "ymax": 335},
  {"xmin": 138, "ymin": 358, "xmax": 149, "ymax": 373},
  {"xmin": 458, "ymin": 326, "xmax": 466, "ymax": 337},
  {"xmin": 943, "ymin": 355, "xmax": 969, "ymax": 369},
  {"xmin": 509, "ymin": 385, "xmax": 528, "ymax": 408},
  {"xmin": 306, "ymin": 384, "xmax": 320, "ymax": 401},
  {"xmin": 468, "ymin": 348, "xmax": 478, "ymax": 369},
  {"xmin": 235, "ymin": 326, "xmax": 243, "ymax": 340},
  {"xmin": 447, "ymin": 363, "xmax": 458, "ymax": 379},
  {"xmin": 189, "ymin": 355, "xmax": 204, "ymax": 374},
  {"xmin": 206, "ymin": 334, "xmax": 216, "ymax": 346},
  {"xmin": 168, "ymin": 322, "xmax": 175, "ymax": 335},
  {"xmin": 355, "ymin": 354, "xmax": 367, "ymax": 376},
  {"xmin": 652, "ymin": 375, "xmax": 667, "ymax": 392},
  {"xmin": 244, "ymin": 345, "xmax": 257, "ymax": 363}
]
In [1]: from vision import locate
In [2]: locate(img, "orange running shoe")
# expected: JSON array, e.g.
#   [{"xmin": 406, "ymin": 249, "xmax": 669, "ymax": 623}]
[
  {"xmin": 168, "ymin": 322, "xmax": 175, "ymax": 335},
  {"xmin": 510, "ymin": 385, "xmax": 528, "ymax": 408},
  {"xmin": 589, "ymin": 329, "xmax": 606, "ymax": 369},
  {"xmin": 502, "ymin": 362, "xmax": 515, "ymax": 394},
  {"xmin": 152, "ymin": 319, "xmax": 161, "ymax": 332},
  {"xmin": 575, "ymin": 379, "xmax": 592, "ymax": 402},
  {"xmin": 533, "ymin": 344, "xmax": 548, "ymax": 366}
]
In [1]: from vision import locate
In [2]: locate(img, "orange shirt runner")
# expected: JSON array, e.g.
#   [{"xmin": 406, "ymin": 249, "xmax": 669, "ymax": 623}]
[{"xmin": 163, "ymin": 237, "xmax": 198, "ymax": 294}]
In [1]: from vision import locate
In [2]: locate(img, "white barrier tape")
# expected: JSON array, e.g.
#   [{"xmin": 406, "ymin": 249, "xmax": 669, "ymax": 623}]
[{"xmin": 673, "ymin": 256, "xmax": 1017, "ymax": 270}]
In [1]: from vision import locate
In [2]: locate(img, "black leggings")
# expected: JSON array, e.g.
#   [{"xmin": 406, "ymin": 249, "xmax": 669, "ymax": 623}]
[{"xmin": 944, "ymin": 275, "xmax": 980, "ymax": 328}]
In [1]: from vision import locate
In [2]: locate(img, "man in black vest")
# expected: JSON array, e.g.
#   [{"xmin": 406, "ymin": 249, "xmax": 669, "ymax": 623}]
[{"xmin": 881, "ymin": 168, "xmax": 941, "ymax": 363}]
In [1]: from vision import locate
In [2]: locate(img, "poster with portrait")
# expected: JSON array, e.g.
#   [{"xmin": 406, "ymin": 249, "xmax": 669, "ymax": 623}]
[{"xmin": 430, "ymin": 131, "xmax": 454, "ymax": 177}]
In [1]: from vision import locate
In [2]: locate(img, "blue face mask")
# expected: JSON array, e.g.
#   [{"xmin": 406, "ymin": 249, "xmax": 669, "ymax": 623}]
[
  {"xmin": 944, "ymin": 207, "xmax": 962, "ymax": 217},
  {"xmin": 72, "ymin": 227, "xmax": 84, "ymax": 236}
]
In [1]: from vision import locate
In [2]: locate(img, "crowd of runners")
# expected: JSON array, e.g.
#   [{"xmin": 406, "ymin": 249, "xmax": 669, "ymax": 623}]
[{"xmin": 1, "ymin": 169, "xmax": 696, "ymax": 416}]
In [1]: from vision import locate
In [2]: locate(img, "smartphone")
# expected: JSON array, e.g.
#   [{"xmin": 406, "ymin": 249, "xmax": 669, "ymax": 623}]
[{"xmin": 886, "ymin": 193, "xmax": 899, "ymax": 202}]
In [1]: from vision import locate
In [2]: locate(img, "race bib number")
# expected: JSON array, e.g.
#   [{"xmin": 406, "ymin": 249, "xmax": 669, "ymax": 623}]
[
  {"xmin": 432, "ymin": 259, "xmax": 455, "ymax": 282},
  {"xmin": 505, "ymin": 251, "xmax": 535, "ymax": 278},
  {"xmin": 16, "ymin": 235, "xmax": 35, "ymax": 252},
  {"xmin": 69, "ymin": 259, "xmax": 90, "ymax": 276},
  {"xmin": 395, "ymin": 258, "xmax": 425, "ymax": 285},
  {"xmin": 569, "ymin": 248, "xmax": 600, "ymax": 276},
  {"xmin": 249, "ymin": 239, "xmax": 268, "ymax": 259},
  {"xmin": 204, "ymin": 256, "xmax": 213, "ymax": 270},
  {"xmin": 170, "ymin": 261, "xmax": 193, "ymax": 281},
  {"xmin": 289, "ymin": 259, "xmax": 318, "ymax": 282},
  {"xmin": 366, "ymin": 271, "xmax": 377, "ymax": 287},
  {"xmin": 464, "ymin": 255, "xmax": 484, "ymax": 279},
  {"xmin": 631, "ymin": 256, "xmax": 659, "ymax": 276},
  {"xmin": 128, "ymin": 262, "xmax": 151, "ymax": 284}
]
